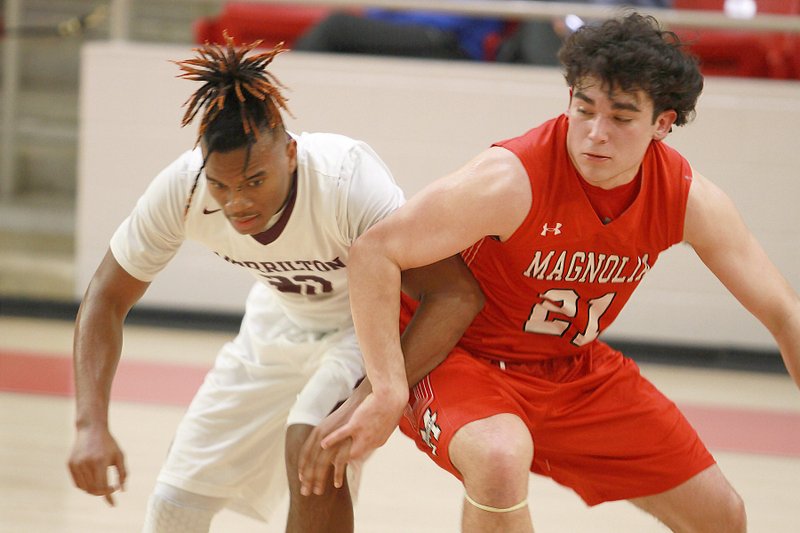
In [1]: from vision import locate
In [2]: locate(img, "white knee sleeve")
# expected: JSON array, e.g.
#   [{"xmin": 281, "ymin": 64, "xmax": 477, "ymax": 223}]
[{"xmin": 142, "ymin": 483, "xmax": 227, "ymax": 533}]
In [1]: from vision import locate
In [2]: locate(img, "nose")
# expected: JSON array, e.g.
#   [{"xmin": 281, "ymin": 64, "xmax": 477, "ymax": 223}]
[
  {"xmin": 587, "ymin": 116, "xmax": 609, "ymax": 144},
  {"xmin": 224, "ymin": 187, "xmax": 254, "ymax": 211}
]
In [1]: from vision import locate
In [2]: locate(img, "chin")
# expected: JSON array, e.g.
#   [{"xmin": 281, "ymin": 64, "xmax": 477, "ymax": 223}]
[
  {"xmin": 577, "ymin": 168, "xmax": 601, "ymax": 183},
  {"xmin": 583, "ymin": 174, "xmax": 608, "ymax": 185},
  {"xmin": 580, "ymin": 164, "xmax": 614, "ymax": 182},
  {"xmin": 244, "ymin": 226, "xmax": 266, "ymax": 236}
]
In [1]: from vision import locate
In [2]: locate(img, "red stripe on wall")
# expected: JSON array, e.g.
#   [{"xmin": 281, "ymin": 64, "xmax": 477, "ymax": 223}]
[
  {"xmin": 2, "ymin": 350, "xmax": 799, "ymax": 457},
  {"xmin": 681, "ymin": 404, "xmax": 800, "ymax": 458},
  {"xmin": 0, "ymin": 350, "xmax": 208, "ymax": 405}
]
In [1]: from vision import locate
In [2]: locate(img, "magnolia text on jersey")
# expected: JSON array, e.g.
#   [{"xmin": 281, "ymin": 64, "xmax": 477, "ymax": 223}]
[
  {"xmin": 523, "ymin": 250, "xmax": 651, "ymax": 284},
  {"xmin": 215, "ymin": 254, "xmax": 346, "ymax": 274}
]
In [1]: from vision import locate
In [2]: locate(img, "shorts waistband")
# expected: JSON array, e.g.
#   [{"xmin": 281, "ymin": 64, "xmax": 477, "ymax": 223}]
[{"xmin": 478, "ymin": 351, "xmax": 597, "ymax": 382}]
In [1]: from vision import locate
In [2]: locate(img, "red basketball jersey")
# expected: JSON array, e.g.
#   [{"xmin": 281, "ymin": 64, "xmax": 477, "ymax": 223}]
[{"xmin": 459, "ymin": 115, "xmax": 693, "ymax": 362}]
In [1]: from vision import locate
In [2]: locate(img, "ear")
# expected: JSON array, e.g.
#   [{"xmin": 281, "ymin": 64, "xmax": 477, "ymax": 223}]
[
  {"xmin": 653, "ymin": 110, "xmax": 677, "ymax": 141},
  {"xmin": 286, "ymin": 137, "xmax": 298, "ymax": 173}
]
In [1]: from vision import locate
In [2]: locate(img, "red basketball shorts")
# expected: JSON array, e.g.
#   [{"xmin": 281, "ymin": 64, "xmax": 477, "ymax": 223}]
[{"xmin": 397, "ymin": 341, "xmax": 715, "ymax": 506}]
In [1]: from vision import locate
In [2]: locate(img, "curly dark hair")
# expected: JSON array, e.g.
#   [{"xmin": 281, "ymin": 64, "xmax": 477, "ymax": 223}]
[
  {"xmin": 558, "ymin": 13, "xmax": 703, "ymax": 126},
  {"xmin": 173, "ymin": 31, "xmax": 293, "ymax": 152}
]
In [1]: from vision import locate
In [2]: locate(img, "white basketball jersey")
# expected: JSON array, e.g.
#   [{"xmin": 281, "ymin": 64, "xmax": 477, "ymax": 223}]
[{"xmin": 110, "ymin": 132, "xmax": 405, "ymax": 331}]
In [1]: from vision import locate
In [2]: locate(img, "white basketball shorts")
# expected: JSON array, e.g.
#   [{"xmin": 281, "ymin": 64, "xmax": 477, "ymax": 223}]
[{"xmin": 155, "ymin": 283, "xmax": 364, "ymax": 521}]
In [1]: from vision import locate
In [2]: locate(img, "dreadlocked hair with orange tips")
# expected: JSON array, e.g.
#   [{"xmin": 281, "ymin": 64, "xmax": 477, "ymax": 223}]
[
  {"xmin": 174, "ymin": 31, "xmax": 293, "ymax": 151},
  {"xmin": 172, "ymin": 32, "xmax": 294, "ymax": 217}
]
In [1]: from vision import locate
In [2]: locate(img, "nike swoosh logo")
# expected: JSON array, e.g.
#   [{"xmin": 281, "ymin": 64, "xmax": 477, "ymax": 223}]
[{"xmin": 203, "ymin": 207, "xmax": 222, "ymax": 215}]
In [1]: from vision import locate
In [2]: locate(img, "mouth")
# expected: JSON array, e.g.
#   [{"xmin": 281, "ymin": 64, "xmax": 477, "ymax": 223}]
[
  {"xmin": 228, "ymin": 213, "xmax": 262, "ymax": 233},
  {"xmin": 583, "ymin": 152, "xmax": 610, "ymax": 162}
]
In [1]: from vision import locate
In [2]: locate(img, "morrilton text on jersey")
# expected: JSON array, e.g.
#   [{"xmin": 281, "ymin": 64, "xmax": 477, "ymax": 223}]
[{"xmin": 215, "ymin": 253, "xmax": 346, "ymax": 296}]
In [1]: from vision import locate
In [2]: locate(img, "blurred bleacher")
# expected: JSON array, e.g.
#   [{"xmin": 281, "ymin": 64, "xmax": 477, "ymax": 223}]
[
  {"xmin": 672, "ymin": 0, "xmax": 800, "ymax": 79},
  {"xmin": 0, "ymin": 0, "xmax": 219, "ymax": 301},
  {"xmin": 1, "ymin": 0, "xmax": 799, "ymax": 304}
]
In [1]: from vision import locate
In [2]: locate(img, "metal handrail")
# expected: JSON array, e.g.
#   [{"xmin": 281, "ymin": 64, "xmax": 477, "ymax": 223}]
[{"xmin": 1, "ymin": 0, "xmax": 22, "ymax": 200}]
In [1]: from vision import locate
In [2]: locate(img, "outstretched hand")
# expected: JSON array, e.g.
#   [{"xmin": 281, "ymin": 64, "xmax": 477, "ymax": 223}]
[
  {"xmin": 321, "ymin": 389, "xmax": 407, "ymax": 457},
  {"xmin": 298, "ymin": 386, "xmax": 407, "ymax": 496},
  {"xmin": 67, "ymin": 427, "xmax": 127, "ymax": 506}
]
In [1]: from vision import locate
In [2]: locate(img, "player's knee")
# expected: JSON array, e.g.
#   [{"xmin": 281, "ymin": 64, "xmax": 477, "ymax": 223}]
[
  {"xmin": 717, "ymin": 491, "xmax": 746, "ymax": 533},
  {"xmin": 284, "ymin": 424, "xmax": 313, "ymax": 477},
  {"xmin": 473, "ymin": 440, "xmax": 531, "ymax": 490},
  {"xmin": 641, "ymin": 477, "xmax": 747, "ymax": 533},
  {"xmin": 452, "ymin": 414, "xmax": 532, "ymax": 491},
  {"xmin": 143, "ymin": 483, "xmax": 226, "ymax": 533},
  {"xmin": 693, "ymin": 470, "xmax": 747, "ymax": 532},
  {"xmin": 684, "ymin": 493, "xmax": 746, "ymax": 533}
]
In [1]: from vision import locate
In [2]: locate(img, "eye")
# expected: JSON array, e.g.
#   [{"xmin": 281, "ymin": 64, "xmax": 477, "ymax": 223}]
[
  {"xmin": 615, "ymin": 116, "xmax": 633, "ymax": 123},
  {"xmin": 208, "ymin": 181, "xmax": 226, "ymax": 190},
  {"xmin": 576, "ymin": 106, "xmax": 593, "ymax": 116},
  {"xmin": 247, "ymin": 179, "xmax": 264, "ymax": 188}
]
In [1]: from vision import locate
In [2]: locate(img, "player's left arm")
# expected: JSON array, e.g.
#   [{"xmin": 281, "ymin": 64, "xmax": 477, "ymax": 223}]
[
  {"xmin": 684, "ymin": 172, "xmax": 800, "ymax": 385},
  {"xmin": 399, "ymin": 255, "xmax": 484, "ymax": 385}
]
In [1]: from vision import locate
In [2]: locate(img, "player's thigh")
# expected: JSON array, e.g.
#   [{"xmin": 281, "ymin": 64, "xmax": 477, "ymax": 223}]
[
  {"xmin": 629, "ymin": 464, "xmax": 746, "ymax": 533},
  {"xmin": 288, "ymin": 327, "xmax": 364, "ymax": 427},
  {"xmin": 162, "ymin": 336, "xmax": 310, "ymax": 481},
  {"xmin": 178, "ymin": 350, "xmax": 305, "ymax": 439},
  {"xmin": 157, "ymin": 352, "xmax": 312, "ymax": 521}
]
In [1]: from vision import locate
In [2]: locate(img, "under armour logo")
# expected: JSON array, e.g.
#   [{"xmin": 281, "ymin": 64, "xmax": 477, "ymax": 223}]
[
  {"xmin": 540, "ymin": 223, "xmax": 562, "ymax": 236},
  {"xmin": 420, "ymin": 408, "xmax": 441, "ymax": 456}
]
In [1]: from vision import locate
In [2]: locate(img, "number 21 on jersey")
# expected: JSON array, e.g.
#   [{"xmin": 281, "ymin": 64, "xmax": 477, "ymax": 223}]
[{"xmin": 524, "ymin": 289, "xmax": 616, "ymax": 347}]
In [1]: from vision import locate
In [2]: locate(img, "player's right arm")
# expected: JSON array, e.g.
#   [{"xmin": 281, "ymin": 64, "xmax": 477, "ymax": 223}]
[
  {"xmin": 68, "ymin": 152, "xmax": 190, "ymax": 505},
  {"xmin": 320, "ymin": 147, "xmax": 530, "ymax": 455},
  {"xmin": 67, "ymin": 249, "xmax": 150, "ymax": 505}
]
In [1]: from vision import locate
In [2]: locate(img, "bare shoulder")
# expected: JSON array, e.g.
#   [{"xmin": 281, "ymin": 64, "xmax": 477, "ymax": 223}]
[
  {"xmin": 684, "ymin": 169, "xmax": 742, "ymax": 248},
  {"xmin": 465, "ymin": 146, "xmax": 529, "ymax": 192},
  {"xmin": 452, "ymin": 146, "xmax": 531, "ymax": 239},
  {"xmin": 379, "ymin": 146, "xmax": 531, "ymax": 262},
  {"xmin": 686, "ymin": 170, "xmax": 724, "ymax": 206}
]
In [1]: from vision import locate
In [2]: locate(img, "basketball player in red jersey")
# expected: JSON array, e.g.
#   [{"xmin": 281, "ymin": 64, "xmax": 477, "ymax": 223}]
[{"xmin": 298, "ymin": 13, "xmax": 800, "ymax": 532}]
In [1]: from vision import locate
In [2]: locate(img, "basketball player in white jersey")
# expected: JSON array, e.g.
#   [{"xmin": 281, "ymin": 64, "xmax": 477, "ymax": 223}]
[{"xmin": 67, "ymin": 35, "xmax": 483, "ymax": 532}]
